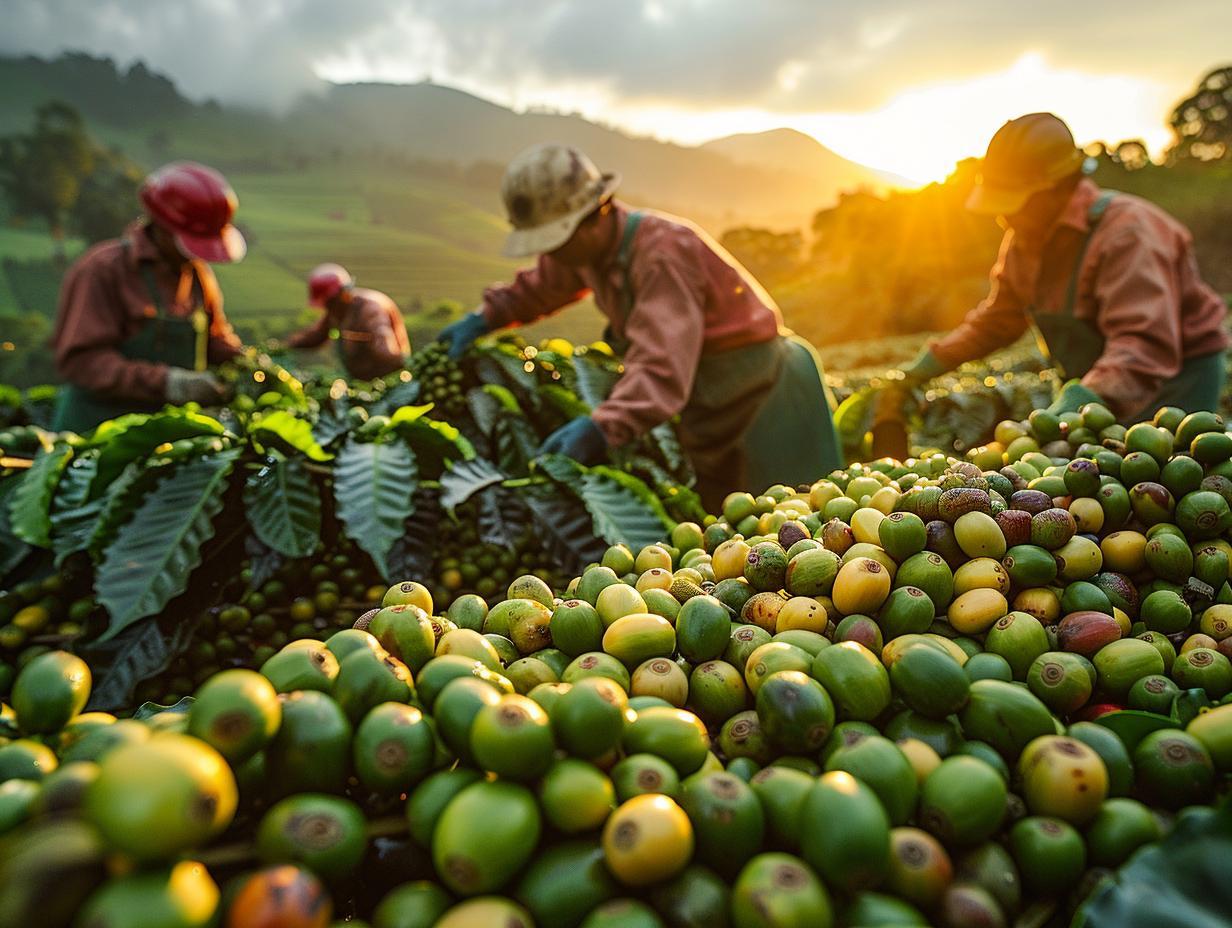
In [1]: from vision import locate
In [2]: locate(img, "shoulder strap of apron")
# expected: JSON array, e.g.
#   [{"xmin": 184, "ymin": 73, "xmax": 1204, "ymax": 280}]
[
  {"xmin": 125, "ymin": 239, "xmax": 167, "ymax": 317},
  {"xmin": 615, "ymin": 211, "xmax": 645, "ymax": 327},
  {"xmin": 1060, "ymin": 190, "xmax": 1117, "ymax": 317}
]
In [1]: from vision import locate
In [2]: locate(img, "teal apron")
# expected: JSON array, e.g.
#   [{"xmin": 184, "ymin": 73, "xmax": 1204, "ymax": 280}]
[
  {"xmin": 611, "ymin": 211, "xmax": 842, "ymax": 509},
  {"xmin": 52, "ymin": 243, "xmax": 207, "ymax": 433},
  {"xmin": 1027, "ymin": 191, "xmax": 1225, "ymax": 423}
]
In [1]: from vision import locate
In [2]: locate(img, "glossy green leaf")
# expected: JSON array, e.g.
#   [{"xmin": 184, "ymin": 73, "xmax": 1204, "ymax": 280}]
[
  {"xmin": 572, "ymin": 354, "xmax": 619, "ymax": 409},
  {"xmin": 95, "ymin": 449, "xmax": 240, "ymax": 641},
  {"xmin": 1073, "ymin": 800, "xmax": 1232, "ymax": 928},
  {"xmin": 1095, "ymin": 710, "xmax": 1176, "ymax": 754},
  {"xmin": 0, "ymin": 474, "xmax": 31, "ymax": 581},
  {"xmin": 87, "ymin": 459, "xmax": 175, "ymax": 562},
  {"xmin": 333, "ymin": 439, "xmax": 417, "ymax": 581},
  {"xmin": 88, "ymin": 410, "xmax": 225, "ymax": 494},
  {"xmin": 250, "ymin": 410, "xmax": 333, "ymax": 461},
  {"xmin": 387, "ymin": 404, "xmax": 436, "ymax": 427},
  {"xmin": 49, "ymin": 452, "xmax": 104, "ymax": 566},
  {"xmin": 439, "ymin": 458, "xmax": 507, "ymax": 512},
  {"xmin": 579, "ymin": 465, "xmax": 674, "ymax": 550},
  {"xmin": 242, "ymin": 453, "xmax": 321, "ymax": 559},
  {"xmin": 8, "ymin": 445, "xmax": 72, "ymax": 547},
  {"xmin": 537, "ymin": 383, "xmax": 591, "ymax": 420},
  {"xmin": 387, "ymin": 488, "xmax": 442, "ymax": 582},
  {"xmin": 521, "ymin": 483, "xmax": 605, "ymax": 576},
  {"xmin": 83, "ymin": 618, "xmax": 201, "ymax": 712}
]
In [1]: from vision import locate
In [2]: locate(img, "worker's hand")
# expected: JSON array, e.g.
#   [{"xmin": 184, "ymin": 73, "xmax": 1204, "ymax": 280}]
[
  {"xmin": 165, "ymin": 368, "xmax": 228, "ymax": 406},
  {"xmin": 538, "ymin": 416, "xmax": 608, "ymax": 465},
  {"xmin": 436, "ymin": 311, "xmax": 490, "ymax": 360},
  {"xmin": 1048, "ymin": 379, "xmax": 1105, "ymax": 416}
]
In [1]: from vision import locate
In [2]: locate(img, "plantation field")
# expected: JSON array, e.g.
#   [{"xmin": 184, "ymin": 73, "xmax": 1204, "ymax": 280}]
[{"xmin": 0, "ymin": 164, "xmax": 609, "ymax": 376}]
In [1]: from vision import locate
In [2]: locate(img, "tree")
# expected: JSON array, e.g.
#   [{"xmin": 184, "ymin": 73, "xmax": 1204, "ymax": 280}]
[
  {"xmin": 73, "ymin": 148, "xmax": 143, "ymax": 244},
  {"xmin": 1168, "ymin": 65, "xmax": 1232, "ymax": 162},
  {"xmin": 1112, "ymin": 140, "xmax": 1151, "ymax": 171},
  {"xmin": 0, "ymin": 101, "xmax": 96, "ymax": 261},
  {"xmin": 718, "ymin": 227, "xmax": 803, "ymax": 284}
]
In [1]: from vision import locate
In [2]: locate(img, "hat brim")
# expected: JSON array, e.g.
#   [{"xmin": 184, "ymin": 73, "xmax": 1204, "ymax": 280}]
[
  {"xmin": 176, "ymin": 224, "xmax": 247, "ymax": 264},
  {"xmin": 965, "ymin": 182, "xmax": 1035, "ymax": 218},
  {"xmin": 502, "ymin": 173, "xmax": 621, "ymax": 259}
]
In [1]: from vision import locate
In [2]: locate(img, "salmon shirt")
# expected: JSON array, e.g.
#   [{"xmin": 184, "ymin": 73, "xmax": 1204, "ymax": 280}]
[
  {"xmin": 286, "ymin": 287, "xmax": 410, "ymax": 381},
  {"xmin": 481, "ymin": 202, "xmax": 783, "ymax": 447},
  {"xmin": 51, "ymin": 221, "xmax": 243, "ymax": 401},
  {"xmin": 930, "ymin": 179, "xmax": 1227, "ymax": 418}
]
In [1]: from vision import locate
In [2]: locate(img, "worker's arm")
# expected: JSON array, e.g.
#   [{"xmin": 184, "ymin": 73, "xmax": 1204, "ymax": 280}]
[
  {"xmin": 53, "ymin": 261, "xmax": 171, "ymax": 401},
  {"xmin": 591, "ymin": 259, "xmax": 706, "ymax": 448},
  {"xmin": 284, "ymin": 317, "xmax": 331, "ymax": 350},
  {"xmin": 1081, "ymin": 227, "xmax": 1186, "ymax": 418},
  {"xmin": 480, "ymin": 255, "xmax": 591, "ymax": 330},
  {"xmin": 926, "ymin": 235, "xmax": 1030, "ymax": 371}
]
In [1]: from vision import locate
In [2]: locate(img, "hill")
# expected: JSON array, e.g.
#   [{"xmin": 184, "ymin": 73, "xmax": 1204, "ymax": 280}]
[
  {"xmin": 701, "ymin": 128, "xmax": 906, "ymax": 197},
  {"xmin": 0, "ymin": 52, "xmax": 903, "ymax": 385}
]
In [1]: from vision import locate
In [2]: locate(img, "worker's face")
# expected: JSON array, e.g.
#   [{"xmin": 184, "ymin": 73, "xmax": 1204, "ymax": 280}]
[
  {"xmin": 324, "ymin": 290, "xmax": 352, "ymax": 316},
  {"xmin": 548, "ymin": 202, "xmax": 616, "ymax": 268},
  {"xmin": 148, "ymin": 222, "xmax": 189, "ymax": 266},
  {"xmin": 1000, "ymin": 179, "xmax": 1075, "ymax": 242}
]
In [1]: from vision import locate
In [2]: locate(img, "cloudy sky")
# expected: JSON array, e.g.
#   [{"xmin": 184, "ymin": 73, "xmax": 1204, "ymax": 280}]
[{"xmin": 4, "ymin": 0, "xmax": 1229, "ymax": 182}]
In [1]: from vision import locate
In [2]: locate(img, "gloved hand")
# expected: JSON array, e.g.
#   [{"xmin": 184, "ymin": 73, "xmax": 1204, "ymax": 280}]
[
  {"xmin": 1048, "ymin": 379, "xmax": 1105, "ymax": 415},
  {"xmin": 897, "ymin": 349, "xmax": 949, "ymax": 387},
  {"xmin": 165, "ymin": 368, "xmax": 227, "ymax": 405},
  {"xmin": 538, "ymin": 416, "xmax": 608, "ymax": 465},
  {"xmin": 437, "ymin": 311, "xmax": 490, "ymax": 360}
]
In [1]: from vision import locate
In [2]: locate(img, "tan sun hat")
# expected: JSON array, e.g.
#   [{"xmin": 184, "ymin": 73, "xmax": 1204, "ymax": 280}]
[
  {"xmin": 500, "ymin": 143, "xmax": 621, "ymax": 258},
  {"xmin": 967, "ymin": 113, "xmax": 1086, "ymax": 217}
]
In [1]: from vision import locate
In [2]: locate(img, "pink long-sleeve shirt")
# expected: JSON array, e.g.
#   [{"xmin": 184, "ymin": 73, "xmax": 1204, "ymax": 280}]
[
  {"xmin": 930, "ymin": 179, "xmax": 1227, "ymax": 418},
  {"xmin": 481, "ymin": 202, "xmax": 783, "ymax": 447}
]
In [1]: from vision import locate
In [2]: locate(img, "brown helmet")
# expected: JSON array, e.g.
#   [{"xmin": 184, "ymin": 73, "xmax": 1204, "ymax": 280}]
[
  {"xmin": 966, "ymin": 113, "xmax": 1086, "ymax": 217},
  {"xmin": 499, "ymin": 144, "xmax": 620, "ymax": 258}
]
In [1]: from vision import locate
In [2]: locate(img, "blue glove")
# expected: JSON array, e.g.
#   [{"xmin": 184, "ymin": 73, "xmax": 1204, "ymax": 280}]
[
  {"xmin": 539, "ymin": 416, "xmax": 608, "ymax": 465},
  {"xmin": 437, "ymin": 311, "xmax": 490, "ymax": 360},
  {"xmin": 1048, "ymin": 379, "xmax": 1105, "ymax": 415}
]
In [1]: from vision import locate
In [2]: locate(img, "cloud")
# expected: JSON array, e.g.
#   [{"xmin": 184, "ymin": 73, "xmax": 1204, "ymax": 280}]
[{"xmin": 1, "ymin": 0, "xmax": 1228, "ymax": 117}]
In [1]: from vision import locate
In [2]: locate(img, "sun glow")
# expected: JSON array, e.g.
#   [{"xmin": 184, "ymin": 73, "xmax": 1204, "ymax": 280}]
[
  {"xmin": 792, "ymin": 53, "xmax": 1174, "ymax": 184},
  {"xmin": 584, "ymin": 54, "xmax": 1175, "ymax": 187}
]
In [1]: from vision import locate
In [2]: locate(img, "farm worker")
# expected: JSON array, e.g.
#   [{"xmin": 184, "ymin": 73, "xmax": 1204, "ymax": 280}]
[
  {"xmin": 899, "ymin": 113, "xmax": 1227, "ymax": 422},
  {"xmin": 50, "ymin": 161, "xmax": 247, "ymax": 432},
  {"xmin": 437, "ymin": 143, "xmax": 843, "ymax": 508},
  {"xmin": 283, "ymin": 264, "xmax": 410, "ymax": 380}
]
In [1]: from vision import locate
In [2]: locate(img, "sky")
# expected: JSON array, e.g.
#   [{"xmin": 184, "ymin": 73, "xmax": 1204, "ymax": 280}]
[{"xmin": 3, "ymin": 0, "xmax": 1230, "ymax": 184}]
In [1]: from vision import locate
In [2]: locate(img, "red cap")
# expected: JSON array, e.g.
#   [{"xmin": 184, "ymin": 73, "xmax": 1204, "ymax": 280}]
[
  {"xmin": 139, "ymin": 161, "xmax": 246, "ymax": 263},
  {"xmin": 307, "ymin": 263, "xmax": 353, "ymax": 307}
]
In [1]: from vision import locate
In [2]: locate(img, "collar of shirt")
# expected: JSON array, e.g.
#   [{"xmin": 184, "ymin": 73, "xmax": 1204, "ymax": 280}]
[
  {"xmin": 1053, "ymin": 178, "xmax": 1102, "ymax": 236},
  {"xmin": 122, "ymin": 220, "xmax": 165, "ymax": 267}
]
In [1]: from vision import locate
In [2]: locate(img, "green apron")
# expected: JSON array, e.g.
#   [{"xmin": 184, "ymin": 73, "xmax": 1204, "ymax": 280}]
[
  {"xmin": 1027, "ymin": 191, "xmax": 1225, "ymax": 422},
  {"xmin": 612, "ymin": 211, "xmax": 843, "ymax": 509},
  {"xmin": 52, "ymin": 244, "xmax": 207, "ymax": 434}
]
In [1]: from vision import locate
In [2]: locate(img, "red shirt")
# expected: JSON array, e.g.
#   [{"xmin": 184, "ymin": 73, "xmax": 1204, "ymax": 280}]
[
  {"xmin": 51, "ymin": 221, "xmax": 243, "ymax": 401},
  {"xmin": 482, "ymin": 202, "xmax": 782, "ymax": 446},
  {"xmin": 931, "ymin": 179, "xmax": 1227, "ymax": 417},
  {"xmin": 286, "ymin": 287, "xmax": 410, "ymax": 380}
]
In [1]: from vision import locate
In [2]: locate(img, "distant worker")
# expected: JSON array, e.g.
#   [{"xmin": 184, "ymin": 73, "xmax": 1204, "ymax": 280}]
[
  {"xmin": 437, "ymin": 143, "xmax": 842, "ymax": 508},
  {"xmin": 283, "ymin": 264, "xmax": 410, "ymax": 380},
  {"xmin": 51, "ymin": 161, "xmax": 246, "ymax": 432},
  {"xmin": 898, "ymin": 113, "xmax": 1227, "ymax": 421}
]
